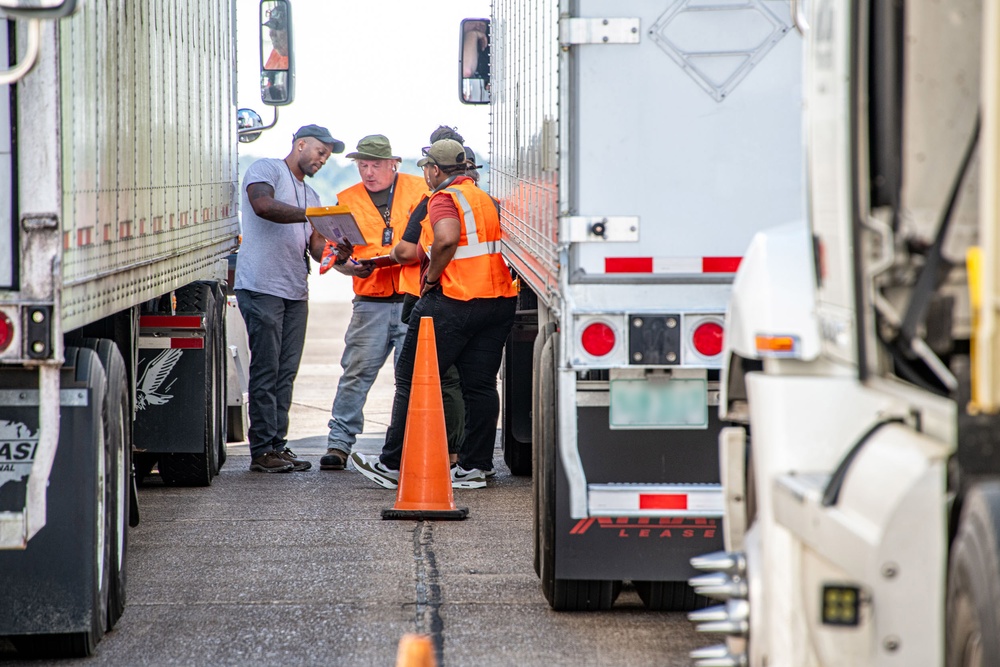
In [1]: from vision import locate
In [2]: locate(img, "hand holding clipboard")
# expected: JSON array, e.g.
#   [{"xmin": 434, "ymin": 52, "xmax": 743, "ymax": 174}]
[{"xmin": 305, "ymin": 206, "xmax": 369, "ymax": 247}]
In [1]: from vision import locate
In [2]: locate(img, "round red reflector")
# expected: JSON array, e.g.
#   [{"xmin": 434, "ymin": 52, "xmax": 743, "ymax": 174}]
[
  {"xmin": 692, "ymin": 322, "xmax": 724, "ymax": 357},
  {"xmin": 0, "ymin": 312, "xmax": 12, "ymax": 353},
  {"xmin": 581, "ymin": 322, "xmax": 615, "ymax": 357}
]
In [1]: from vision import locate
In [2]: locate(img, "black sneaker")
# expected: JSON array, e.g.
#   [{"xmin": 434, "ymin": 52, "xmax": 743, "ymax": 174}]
[
  {"xmin": 250, "ymin": 451, "xmax": 294, "ymax": 473},
  {"xmin": 320, "ymin": 448, "xmax": 348, "ymax": 470},
  {"xmin": 275, "ymin": 448, "xmax": 311, "ymax": 471}
]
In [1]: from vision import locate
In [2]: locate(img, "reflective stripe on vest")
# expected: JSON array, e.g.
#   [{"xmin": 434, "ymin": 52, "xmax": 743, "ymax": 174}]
[{"xmin": 441, "ymin": 186, "xmax": 502, "ymax": 259}]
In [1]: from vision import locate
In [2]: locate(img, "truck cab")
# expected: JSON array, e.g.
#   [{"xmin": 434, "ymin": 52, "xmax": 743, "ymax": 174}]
[{"xmin": 689, "ymin": 1, "xmax": 1000, "ymax": 665}]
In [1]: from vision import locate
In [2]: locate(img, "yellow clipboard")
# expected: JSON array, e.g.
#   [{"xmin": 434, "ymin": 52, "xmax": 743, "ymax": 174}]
[{"xmin": 305, "ymin": 206, "xmax": 369, "ymax": 246}]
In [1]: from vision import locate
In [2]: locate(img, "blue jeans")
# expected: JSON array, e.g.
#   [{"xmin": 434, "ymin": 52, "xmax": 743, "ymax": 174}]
[
  {"xmin": 380, "ymin": 291, "xmax": 516, "ymax": 471},
  {"xmin": 327, "ymin": 299, "xmax": 408, "ymax": 453},
  {"xmin": 235, "ymin": 290, "xmax": 308, "ymax": 459}
]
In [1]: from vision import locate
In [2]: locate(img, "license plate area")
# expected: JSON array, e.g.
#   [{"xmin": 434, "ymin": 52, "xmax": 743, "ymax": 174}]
[{"xmin": 609, "ymin": 377, "xmax": 707, "ymax": 429}]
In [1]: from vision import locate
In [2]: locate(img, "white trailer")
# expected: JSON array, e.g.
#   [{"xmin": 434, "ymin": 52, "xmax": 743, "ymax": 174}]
[
  {"xmin": 462, "ymin": 0, "xmax": 805, "ymax": 610},
  {"xmin": 0, "ymin": 0, "xmax": 285, "ymax": 655},
  {"xmin": 689, "ymin": 1, "xmax": 1000, "ymax": 665}
]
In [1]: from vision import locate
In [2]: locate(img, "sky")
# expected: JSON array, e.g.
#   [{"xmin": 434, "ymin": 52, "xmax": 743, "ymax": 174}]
[{"xmin": 236, "ymin": 0, "xmax": 491, "ymax": 167}]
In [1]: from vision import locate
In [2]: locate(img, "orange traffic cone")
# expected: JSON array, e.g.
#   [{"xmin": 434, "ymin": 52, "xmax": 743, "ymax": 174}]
[
  {"xmin": 382, "ymin": 317, "xmax": 469, "ymax": 521},
  {"xmin": 395, "ymin": 633, "xmax": 437, "ymax": 667}
]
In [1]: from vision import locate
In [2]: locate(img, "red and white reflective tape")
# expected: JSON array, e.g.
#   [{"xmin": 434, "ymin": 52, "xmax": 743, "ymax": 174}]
[
  {"xmin": 604, "ymin": 257, "xmax": 742, "ymax": 274},
  {"xmin": 588, "ymin": 483, "xmax": 724, "ymax": 517},
  {"xmin": 139, "ymin": 315, "xmax": 205, "ymax": 349},
  {"xmin": 138, "ymin": 337, "xmax": 204, "ymax": 349}
]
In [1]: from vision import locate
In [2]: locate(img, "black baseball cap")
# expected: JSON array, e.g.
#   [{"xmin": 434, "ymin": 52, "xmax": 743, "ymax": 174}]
[{"xmin": 293, "ymin": 124, "xmax": 345, "ymax": 153}]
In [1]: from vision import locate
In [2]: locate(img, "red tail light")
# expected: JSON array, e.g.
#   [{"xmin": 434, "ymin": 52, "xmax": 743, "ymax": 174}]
[
  {"xmin": 581, "ymin": 322, "xmax": 615, "ymax": 357},
  {"xmin": 692, "ymin": 322, "xmax": 723, "ymax": 357},
  {"xmin": 0, "ymin": 312, "xmax": 13, "ymax": 353}
]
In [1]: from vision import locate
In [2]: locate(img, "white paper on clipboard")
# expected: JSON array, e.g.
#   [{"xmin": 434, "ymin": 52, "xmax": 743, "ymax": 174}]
[{"xmin": 305, "ymin": 206, "xmax": 369, "ymax": 246}]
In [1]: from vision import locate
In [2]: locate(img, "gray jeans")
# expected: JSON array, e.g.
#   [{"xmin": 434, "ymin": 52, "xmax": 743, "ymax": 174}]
[
  {"xmin": 326, "ymin": 300, "xmax": 408, "ymax": 453},
  {"xmin": 235, "ymin": 289, "xmax": 308, "ymax": 458}
]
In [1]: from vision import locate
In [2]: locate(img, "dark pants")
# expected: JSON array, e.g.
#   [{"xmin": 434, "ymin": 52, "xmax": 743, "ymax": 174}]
[
  {"xmin": 236, "ymin": 289, "xmax": 308, "ymax": 458},
  {"xmin": 402, "ymin": 293, "xmax": 465, "ymax": 455},
  {"xmin": 381, "ymin": 291, "xmax": 516, "ymax": 471}
]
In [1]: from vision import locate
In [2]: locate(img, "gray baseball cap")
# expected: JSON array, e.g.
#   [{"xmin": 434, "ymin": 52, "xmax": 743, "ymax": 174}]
[
  {"xmin": 293, "ymin": 124, "xmax": 345, "ymax": 153},
  {"xmin": 417, "ymin": 139, "xmax": 467, "ymax": 168}
]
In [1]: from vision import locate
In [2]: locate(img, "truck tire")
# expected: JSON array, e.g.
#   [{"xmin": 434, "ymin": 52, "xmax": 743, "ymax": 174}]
[
  {"xmin": 78, "ymin": 339, "xmax": 131, "ymax": 629},
  {"xmin": 12, "ymin": 348, "xmax": 111, "ymax": 657},
  {"xmin": 946, "ymin": 481, "xmax": 1000, "ymax": 667},
  {"xmin": 535, "ymin": 332, "xmax": 620, "ymax": 610},
  {"xmin": 159, "ymin": 283, "xmax": 222, "ymax": 486},
  {"xmin": 532, "ymin": 322, "xmax": 556, "ymax": 576},
  {"xmin": 633, "ymin": 581, "xmax": 710, "ymax": 611}
]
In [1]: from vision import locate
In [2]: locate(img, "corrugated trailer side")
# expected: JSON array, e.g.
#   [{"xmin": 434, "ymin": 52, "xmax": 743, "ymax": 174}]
[
  {"xmin": 0, "ymin": 1, "xmax": 239, "ymax": 655},
  {"xmin": 58, "ymin": 0, "xmax": 238, "ymax": 331}
]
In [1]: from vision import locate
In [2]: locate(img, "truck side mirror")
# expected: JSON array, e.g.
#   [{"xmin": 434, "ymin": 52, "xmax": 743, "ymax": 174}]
[
  {"xmin": 260, "ymin": 0, "xmax": 294, "ymax": 106},
  {"xmin": 459, "ymin": 18, "xmax": 490, "ymax": 105},
  {"xmin": 237, "ymin": 108, "xmax": 264, "ymax": 144}
]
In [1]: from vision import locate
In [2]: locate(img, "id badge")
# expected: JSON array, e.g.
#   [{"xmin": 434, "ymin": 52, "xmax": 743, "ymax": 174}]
[{"xmin": 381, "ymin": 227, "xmax": 394, "ymax": 246}]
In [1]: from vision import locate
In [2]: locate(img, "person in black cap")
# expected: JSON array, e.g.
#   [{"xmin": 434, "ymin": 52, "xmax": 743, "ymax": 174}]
[
  {"xmin": 390, "ymin": 126, "xmax": 483, "ymax": 469},
  {"xmin": 351, "ymin": 139, "xmax": 516, "ymax": 490},
  {"xmin": 235, "ymin": 124, "xmax": 344, "ymax": 473}
]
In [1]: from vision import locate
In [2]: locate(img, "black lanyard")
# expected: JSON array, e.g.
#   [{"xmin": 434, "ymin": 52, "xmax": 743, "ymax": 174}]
[
  {"xmin": 286, "ymin": 161, "xmax": 311, "ymax": 273},
  {"xmin": 380, "ymin": 173, "xmax": 398, "ymax": 223},
  {"xmin": 375, "ymin": 173, "xmax": 398, "ymax": 245}
]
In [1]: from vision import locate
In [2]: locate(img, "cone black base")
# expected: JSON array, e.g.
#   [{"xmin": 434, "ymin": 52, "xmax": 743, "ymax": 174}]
[{"xmin": 381, "ymin": 507, "xmax": 469, "ymax": 521}]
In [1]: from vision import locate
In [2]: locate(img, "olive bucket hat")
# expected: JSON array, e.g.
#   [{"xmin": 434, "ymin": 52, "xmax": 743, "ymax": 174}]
[{"xmin": 345, "ymin": 134, "xmax": 401, "ymax": 161}]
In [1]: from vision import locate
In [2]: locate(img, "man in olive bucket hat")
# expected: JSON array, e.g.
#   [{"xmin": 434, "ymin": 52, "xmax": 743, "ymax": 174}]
[{"xmin": 312, "ymin": 135, "xmax": 426, "ymax": 471}]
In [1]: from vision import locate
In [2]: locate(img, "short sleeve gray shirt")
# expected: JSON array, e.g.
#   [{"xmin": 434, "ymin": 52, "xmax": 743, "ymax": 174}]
[{"xmin": 234, "ymin": 158, "xmax": 322, "ymax": 300}]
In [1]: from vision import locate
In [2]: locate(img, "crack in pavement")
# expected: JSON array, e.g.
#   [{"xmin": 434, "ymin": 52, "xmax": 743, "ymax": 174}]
[{"xmin": 412, "ymin": 521, "xmax": 446, "ymax": 665}]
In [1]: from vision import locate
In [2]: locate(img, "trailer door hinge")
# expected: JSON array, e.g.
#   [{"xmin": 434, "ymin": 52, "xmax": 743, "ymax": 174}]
[
  {"xmin": 564, "ymin": 216, "xmax": 639, "ymax": 243},
  {"xmin": 559, "ymin": 17, "xmax": 641, "ymax": 47}
]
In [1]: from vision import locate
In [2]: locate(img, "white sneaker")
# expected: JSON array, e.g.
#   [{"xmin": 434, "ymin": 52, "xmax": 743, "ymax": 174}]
[
  {"xmin": 349, "ymin": 452, "xmax": 399, "ymax": 490},
  {"xmin": 451, "ymin": 465, "xmax": 487, "ymax": 489}
]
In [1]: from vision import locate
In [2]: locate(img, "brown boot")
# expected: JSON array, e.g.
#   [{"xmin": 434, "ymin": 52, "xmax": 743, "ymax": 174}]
[
  {"xmin": 320, "ymin": 448, "xmax": 348, "ymax": 470},
  {"xmin": 275, "ymin": 448, "xmax": 312, "ymax": 471},
  {"xmin": 250, "ymin": 451, "xmax": 294, "ymax": 473}
]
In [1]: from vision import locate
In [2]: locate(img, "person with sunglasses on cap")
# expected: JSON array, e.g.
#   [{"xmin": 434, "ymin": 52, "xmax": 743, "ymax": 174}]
[
  {"xmin": 350, "ymin": 138, "xmax": 517, "ymax": 490},
  {"xmin": 313, "ymin": 135, "xmax": 426, "ymax": 472},
  {"xmin": 236, "ymin": 124, "xmax": 344, "ymax": 473},
  {"xmin": 392, "ymin": 126, "xmax": 477, "ymax": 468}
]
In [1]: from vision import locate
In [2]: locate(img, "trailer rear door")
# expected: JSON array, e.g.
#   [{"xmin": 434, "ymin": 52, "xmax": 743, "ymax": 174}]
[{"xmin": 568, "ymin": 0, "xmax": 804, "ymax": 279}]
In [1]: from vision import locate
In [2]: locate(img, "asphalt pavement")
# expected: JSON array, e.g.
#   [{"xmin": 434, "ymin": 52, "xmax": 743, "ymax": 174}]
[{"xmin": 5, "ymin": 273, "xmax": 706, "ymax": 666}]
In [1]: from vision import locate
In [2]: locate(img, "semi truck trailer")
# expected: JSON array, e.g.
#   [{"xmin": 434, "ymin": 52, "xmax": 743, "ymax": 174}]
[
  {"xmin": 0, "ymin": 0, "xmax": 289, "ymax": 655},
  {"xmin": 462, "ymin": 0, "xmax": 806, "ymax": 610}
]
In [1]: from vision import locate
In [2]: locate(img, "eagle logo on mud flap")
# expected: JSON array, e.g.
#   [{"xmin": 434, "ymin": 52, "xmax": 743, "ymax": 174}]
[
  {"xmin": 136, "ymin": 348, "xmax": 182, "ymax": 410},
  {"xmin": 0, "ymin": 420, "xmax": 37, "ymax": 503}
]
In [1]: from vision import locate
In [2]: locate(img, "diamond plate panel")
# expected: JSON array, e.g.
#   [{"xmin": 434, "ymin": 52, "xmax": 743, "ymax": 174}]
[{"xmin": 649, "ymin": 0, "xmax": 792, "ymax": 102}]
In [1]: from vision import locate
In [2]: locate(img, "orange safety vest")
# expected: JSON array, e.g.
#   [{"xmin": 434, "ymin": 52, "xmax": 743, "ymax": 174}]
[
  {"xmin": 398, "ymin": 193, "xmax": 431, "ymax": 297},
  {"xmin": 421, "ymin": 179, "xmax": 517, "ymax": 301},
  {"xmin": 319, "ymin": 173, "xmax": 425, "ymax": 298}
]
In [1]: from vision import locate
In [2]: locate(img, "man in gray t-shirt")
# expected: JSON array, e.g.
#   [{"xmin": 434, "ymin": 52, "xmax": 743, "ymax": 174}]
[{"xmin": 235, "ymin": 124, "xmax": 344, "ymax": 473}]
